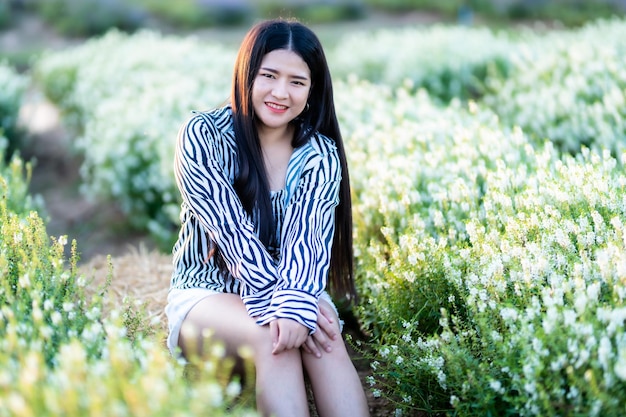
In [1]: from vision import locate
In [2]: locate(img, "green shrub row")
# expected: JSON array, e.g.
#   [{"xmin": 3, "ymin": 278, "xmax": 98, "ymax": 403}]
[
  {"xmin": 8, "ymin": 0, "xmax": 365, "ymax": 37},
  {"xmin": 340, "ymin": 79, "xmax": 626, "ymax": 415},
  {"xmin": 362, "ymin": 0, "xmax": 474, "ymax": 15},
  {"xmin": 331, "ymin": 18, "xmax": 626, "ymax": 154},
  {"xmin": 5, "ymin": 0, "xmax": 623, "ymax": 38},
  {"xmin": 484, "ymin": 18, "xmax": 626, "ymax": 155},
  {"xmin": 0, "ymin": 148, "xmax": 257, "ymax": 416},
  {"xmin": 0, "ymin": 62, "xmax": 28, "ymax": 159},
  {"xmin": 503, "ymin": 0, "xmax": 623, "ymax": 26},
  {"xmin": 32, "ymin": 0, "xmax": 145, "ymax": 37},
  {"xmin": 0, "ymin": 1, "xmax": 11, "ymax": 29},
  {"xmin": 328, "ymin": 23, "xmax": 516, "ymax": 102},
  {"xmin": 0, "ymin": 135, "xmax": 42, "ymax": 216},
  {"xmin": 362, "ymin": 0, "xmax": 625, "ymax": 26},
  {"xmin": 34, "ymin": 30, "xmax": 236, "ymax": 247},
  {"xmin": 33, "ymin": 18, "xmax": 626, "ymax": 247}
]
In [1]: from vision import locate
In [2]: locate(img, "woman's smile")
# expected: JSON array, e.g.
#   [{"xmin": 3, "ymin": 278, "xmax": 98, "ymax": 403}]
[{"xmin": 265, "ymin": 101, "xmax": 289, "ymax": 113}]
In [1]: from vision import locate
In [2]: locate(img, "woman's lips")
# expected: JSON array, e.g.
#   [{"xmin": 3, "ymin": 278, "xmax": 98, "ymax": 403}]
[{"xmin": 266, "ymin": 102, "xmax": 288, "ymax": 113}]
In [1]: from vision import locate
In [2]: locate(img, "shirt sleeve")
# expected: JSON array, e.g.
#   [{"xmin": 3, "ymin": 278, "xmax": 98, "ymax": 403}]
[
  {"xmin": 256, "ymin": 144, "xmax": 341, "ymax": 333},
  {"xmin": 174, "ymin": 113, "xmax": 279, "ymax": 314}
]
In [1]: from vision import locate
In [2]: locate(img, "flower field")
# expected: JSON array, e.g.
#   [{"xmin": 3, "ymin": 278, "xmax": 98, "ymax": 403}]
[
  {"xmin": 2, "ymin": 16, "xmax": 626, "ymax": 416},
  {"xmin": 0, "ymin": 147, "xmax": 258, "ymax": 414}
]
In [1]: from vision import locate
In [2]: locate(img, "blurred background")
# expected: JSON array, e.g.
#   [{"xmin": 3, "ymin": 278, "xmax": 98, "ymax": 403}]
[{"xmin": 2, "ymin": 0, "xmax": 626, "ymax": 71}]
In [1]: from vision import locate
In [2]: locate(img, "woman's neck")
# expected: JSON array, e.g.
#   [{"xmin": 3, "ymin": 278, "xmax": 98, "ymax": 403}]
[
  {"xmin": 258, "ymin": 124, "xmax": 294, "ymax": 191},
  {"xmin": 257, "ymin": 123, "xmax": 294, "ymax": 147}
]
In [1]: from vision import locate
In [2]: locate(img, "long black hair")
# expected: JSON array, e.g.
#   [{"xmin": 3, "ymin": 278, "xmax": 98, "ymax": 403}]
[{"xmin": 231, "ymin": 19, "xmax": 356, "ymax": 302}]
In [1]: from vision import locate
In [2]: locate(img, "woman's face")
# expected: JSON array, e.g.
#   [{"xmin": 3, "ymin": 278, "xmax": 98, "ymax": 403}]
[{"xmin": 252, "ymin": 49, "xmax": 311, "ymax": 133}]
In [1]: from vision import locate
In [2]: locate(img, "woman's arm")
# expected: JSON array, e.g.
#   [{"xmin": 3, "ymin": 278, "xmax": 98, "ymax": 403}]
[{"xmin": 174, "ymin": 113, "xmax": 280, "ymax": 314}]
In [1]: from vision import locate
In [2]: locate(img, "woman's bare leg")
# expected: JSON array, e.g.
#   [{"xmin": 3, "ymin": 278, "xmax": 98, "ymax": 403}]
[
  {"xmin": 302, "ymin": 299, "xmax": 370, "ymax": 417},
  {"xmin": 180, "ymin": 293, "xmax": 310, "ymax": 417}
]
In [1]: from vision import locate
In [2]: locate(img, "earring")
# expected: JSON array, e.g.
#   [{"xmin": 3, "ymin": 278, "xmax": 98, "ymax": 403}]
[{"xmin": 305, "ymin": 102, "xmax": 310, "ymax": 112}]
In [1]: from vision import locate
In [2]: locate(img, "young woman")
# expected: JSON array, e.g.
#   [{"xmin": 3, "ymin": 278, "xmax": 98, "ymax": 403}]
[{"xmin": 165, "ymin": 18, "xmax": 370, "ymax": 417}]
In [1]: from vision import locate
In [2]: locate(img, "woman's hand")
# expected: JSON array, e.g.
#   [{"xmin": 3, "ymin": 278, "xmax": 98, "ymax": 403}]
[
  {"xmin": 302, "ymin": 302, "xmax": 339, "ymax": 358},
  {"xmin": 270, "ymin": 318, "xmax": 309, "ymax": 354}
]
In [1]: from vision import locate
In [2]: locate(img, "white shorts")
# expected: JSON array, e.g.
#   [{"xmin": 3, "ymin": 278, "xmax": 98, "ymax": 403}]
[{"xmin": 165, "ymin": 288, "xmax": 342, "ymax": 355}]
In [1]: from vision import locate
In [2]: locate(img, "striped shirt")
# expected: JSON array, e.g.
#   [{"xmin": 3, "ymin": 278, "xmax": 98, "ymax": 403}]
[{"xmin": 171, "ymin": 106, "xmax": 341, "ymax": 333}]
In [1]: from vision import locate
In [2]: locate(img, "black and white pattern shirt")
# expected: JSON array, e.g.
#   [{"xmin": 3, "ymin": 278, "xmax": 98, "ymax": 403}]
[{"xmin": 171, "ymin": 106, "xmax": 341, "ymax": 333}]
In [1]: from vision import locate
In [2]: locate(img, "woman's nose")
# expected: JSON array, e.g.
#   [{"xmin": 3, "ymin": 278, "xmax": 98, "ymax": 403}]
[{"xmin": 271, "ymin": 80, "xmax": 288, "ymax": 99}]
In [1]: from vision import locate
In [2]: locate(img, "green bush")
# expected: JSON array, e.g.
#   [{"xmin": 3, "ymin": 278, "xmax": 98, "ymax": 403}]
[
  {"xmin": 341, "ymin": 78, "xmax": 626, "ymax": 414},
  {"xmin": 0, "ymin": 1, "xmax": 11, "ymax": 29},
  {"xmin": 0, "ymin": 62, "xmax": 28, "ymax": 159},
  {"xmin": 337, "ymin": 78, "xmax": 528, "ymax": 339},
  {"xmin": 34, "ymin": 0, "xmax": 146, "ymax": 37},
  {"xmin": 362, "ymin": 0, "xmax": 463, "ymax": 14},
  {"xmin": 257, "ymin": 0, "xmax": 366, "ymax": 23},
  {"xmin": 410, "ymin": 147, "xmax": 626, "ymax": 416},
  {"xmin": 0, "ymin": 150, "xmax": 257, "ymax": 416},
  {"xmin": 329, "ymin": 24, "xmax": 515, "ymax": 102},
  {"xmin": 484, "ymin": 18, "xmax": 626, "ymax": 155},
  {"xmin": 34, "ymin": 30, "xmax": 236, "ymax": 247},
  {"xmin": 362, "ymin": 0, "xmax": 625, "ymax": 26},
  {"xmin": 330, "ymin": 18, "xmax": 626, "ymax": 155},
  {"xmin": 133, "ymin": 0, "xmax": 253, "ymax": 28},
  {"xmin": 0, "ymin": 144, "xmax": 43, "ymax": 220},
  {"xmin": 506, "ymin": 0, "xmax": 622, "ymax": 26}
]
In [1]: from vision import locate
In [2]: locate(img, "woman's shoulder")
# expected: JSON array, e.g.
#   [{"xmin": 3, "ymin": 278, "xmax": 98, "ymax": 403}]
[
  {"xmin": 188, "ymin": 106, "xmax": 233, "ymax": 132},
  {"xmin": 307, "ymin": 131, "xmax": 338, "ymax": 158},
  {"xmin": 181, "ymin": 106, "xmax": 236, "ymax": 151}
]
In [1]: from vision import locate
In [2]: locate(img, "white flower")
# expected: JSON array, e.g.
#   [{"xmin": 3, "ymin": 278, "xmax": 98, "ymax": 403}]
[
  {"xmin": 489, "ymin": 380, "xmax": 503, "ymax": 393},
  {"xmin": 524, "ymin": 381, "xmax": 536, "ymax": 395},
  {"xmin": 614, "ymin": 348, "xmax": 626, "ymax": 381},
  {"xmin": 51, "ymin": 311, "xmax": 62, "ymax": 326},
  {"xmin": 563, "ymin": 309, "xmax": 577, "ymax": 327},
  {"xmin": 18, "ymin": 273, "xmax": 30, "ymax": 289},
  {"xmin": 597, "ymin": 336, "xmax": 613, "ymax": 371},
  {"xmin": 500, "ymin": 307, "xmax": 519, "ymax": 322},
  {"xmin": 225, "ymin": 381, "xmax": 241, "ymax": 398}
]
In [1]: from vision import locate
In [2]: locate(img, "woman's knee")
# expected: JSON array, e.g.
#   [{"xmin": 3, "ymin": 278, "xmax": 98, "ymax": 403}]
[{"xmin": 180, "ymin": 294, "xmax": 257, "ymax": 357}]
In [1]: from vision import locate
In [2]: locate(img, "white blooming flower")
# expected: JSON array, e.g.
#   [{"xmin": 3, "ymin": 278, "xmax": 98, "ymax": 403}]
[
  {"xmin": 51, "ymin": 311, "xmax": 62, "ymax": 326},
  {"xmin": 489, "ymin": 380, "xmax": 503, "ymax": 393},
  {"xmin": 18, "ymin": 273, "xmax": 30, "ymax": 289},
  {"xmin": 614, "ymin": 347, "xmax": 626, "ymax": 381}
]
